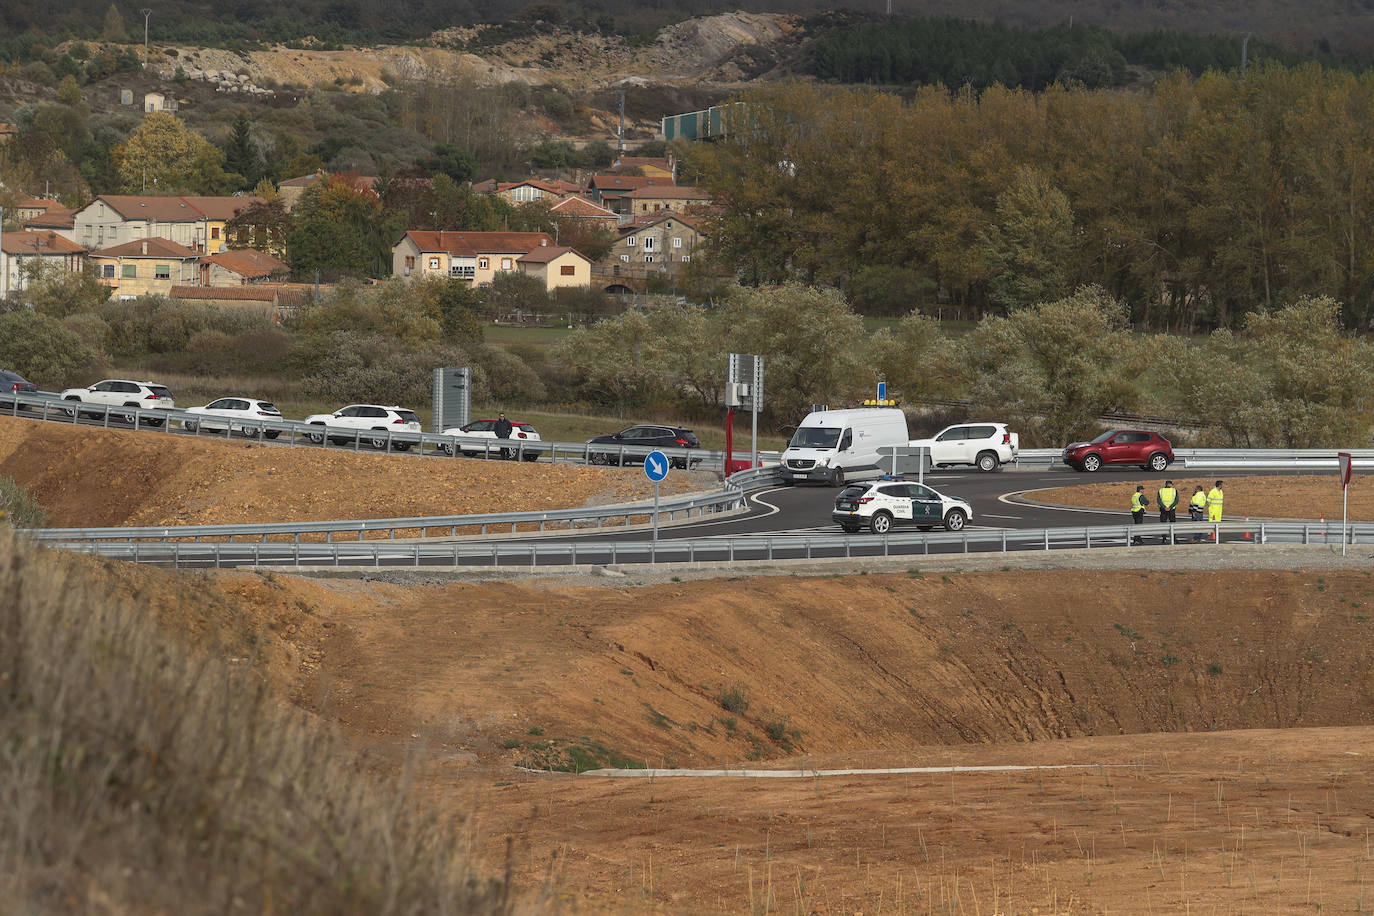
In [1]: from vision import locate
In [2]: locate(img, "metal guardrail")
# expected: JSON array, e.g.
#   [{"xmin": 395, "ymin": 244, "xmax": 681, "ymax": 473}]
[
  {"xmin": 1012, "ymin": 447, "xmax": 1374, "ymax": 470},
  {"xmin": 0, "ymin": 392, "xmax": 783, "ymax": 471},
  {"xmin": 39, "ymin": 521, "xmax": 1369, "ymax": 570}
]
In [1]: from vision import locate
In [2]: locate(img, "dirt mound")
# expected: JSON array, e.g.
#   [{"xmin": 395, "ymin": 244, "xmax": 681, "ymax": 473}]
[{"xmin": 0, "ymin": 416, "xmax": 716, "ymax": 529}]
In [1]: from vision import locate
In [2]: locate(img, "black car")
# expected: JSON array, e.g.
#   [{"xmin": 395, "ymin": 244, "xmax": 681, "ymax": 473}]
[
  {"xmin": 587, "ymin": 424, "xmax": 701, "ymax": 468},
  {"xmin": 0, "ymin": 369, "xmax": 38, "ymax": 410}
]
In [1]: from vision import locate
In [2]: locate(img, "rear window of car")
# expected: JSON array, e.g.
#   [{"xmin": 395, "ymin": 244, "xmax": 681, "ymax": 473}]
[
  {"xmin": 259, "ymin": 402, "xmax": 280, "ymax": 413},
  {"xmin": 680, "ymin": 430, "xmax": 700, "ymax": 445},
  {"xmin": 966, "ymin": 425, "xmax": 997, "ymax": 439},
  {"xmin": 838, "ymin": 485, "xmax": 870, "ymax": 499},
  {"xmin": 396, "ymin": 410, "xmax": 420, "ymax": 424},
  {"xmin": 516, "ymin": 423, "xmax": 536, "ymax": 433},
  {"xmin": 149, "ymin": 386, "xmax": 173, "ymax": 399}
]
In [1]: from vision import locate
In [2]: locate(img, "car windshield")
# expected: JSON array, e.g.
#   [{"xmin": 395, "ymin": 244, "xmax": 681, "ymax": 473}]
[
  {"xmin": 516, "ymin": 423, "xmax": 536, "ymax": 432},
  {"xmin": 1090, "ymin": 430, "xmax": 1117, "ymax": 445},
  {"xmin": 789, "ymin": 426, "xmax": 841, "ymax": 449}
]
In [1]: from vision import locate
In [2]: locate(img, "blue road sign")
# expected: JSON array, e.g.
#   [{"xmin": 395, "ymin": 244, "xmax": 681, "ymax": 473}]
[
  {"xmin": 877, "ymin": 381, "xmax": 887, "ymax": 402},
  {"xmin": 644, "ymin": 450, "xmax": 670, "ymax": 481}
]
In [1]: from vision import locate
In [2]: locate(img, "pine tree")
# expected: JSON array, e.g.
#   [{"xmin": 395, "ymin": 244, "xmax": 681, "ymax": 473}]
[{"xmin": 101, "ymin": 4, "xmax": 126, "ymax": 42}]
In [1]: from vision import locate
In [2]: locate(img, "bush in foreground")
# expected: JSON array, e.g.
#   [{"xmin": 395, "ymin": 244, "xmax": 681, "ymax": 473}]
[
  {"xmin": 0, "ymin": 531, "xmax": 519, "ymax": 914},
  {"xmin": 0, "ymin": 477, "xmax": 46, "ymax": 529}
]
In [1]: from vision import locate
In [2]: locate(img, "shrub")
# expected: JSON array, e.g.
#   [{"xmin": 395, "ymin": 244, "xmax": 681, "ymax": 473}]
[
  {"xmin": 0, "ymin": 477, "xmax": 47, "ymax": 529},
  {"xmin": 0, "ymin": 310, "xmax": 104, "ymax": 387},
  {"xmin": 718, "ymin": 683, "xmax": 749, "ymax": 714},
  {"xmin": 60, "ymin": 312, "xmax": 111, "ymax": 353},
  {"xmin": 474, "ymin": 344, "xmax": 546, "ymax": 404}
]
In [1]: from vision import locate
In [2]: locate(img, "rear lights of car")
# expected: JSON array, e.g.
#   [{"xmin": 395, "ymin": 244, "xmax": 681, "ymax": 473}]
[
  {"xmin": 516, "ymin": 431, "xmax": 528, "ymax": 438},
  {"xmin": 674, "ymin": 438, "xmax": 691, "ymax": 446},
  {"xmin": 1002, "ymin": 432, "xmax": 1011, "ymax": 444},
  {"xmin": 144, "ymin": 393, "xmax": 163, "ymax": 400},
  {"xmin": 393, "ymin": 417, "xmax": 409, "ymax": 423}
]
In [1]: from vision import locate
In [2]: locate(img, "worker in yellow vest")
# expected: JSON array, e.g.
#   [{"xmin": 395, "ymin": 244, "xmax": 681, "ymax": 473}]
[
  {"xmin": 1207, "ymin": 480, "xmax": 1224, "ymax": 522},
  {"xmin": 1130, "ymin": 484, "xmax": 1149, "ymax": 544},
  {"xmin": 1156, "ymin": 480, "xmax": 1178, "ymax": 543},
  {"xmin": 1189, "ymin": 485, "xmax": 1208, "ymax": 542}
]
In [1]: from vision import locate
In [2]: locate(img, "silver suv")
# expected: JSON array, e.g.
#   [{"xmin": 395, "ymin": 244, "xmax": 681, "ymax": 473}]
[
  {"xmin": 303, "ymin": 404, "xmax": 422, "ymax": 450},
  {"xmin": 60, "ymin": 379, "xmax": 175, "ymax": 426}
]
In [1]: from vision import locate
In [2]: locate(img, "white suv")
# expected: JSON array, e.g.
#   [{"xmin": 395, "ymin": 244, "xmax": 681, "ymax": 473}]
[
  {"xmin": 304, "ymin": 404, "xmax": 422, "ymax": 450},
  {"xmin": 60, "ymin": 379, "xmax": 175, "ymax": 426},
  {"xmin": 908, "ymin": 422, "xmax": 1019, "ymax": 472},
  {"xmin": 182, "ymin": 397, "xmax": 284, "ymax": 439},
  {"xmin": 439, "ymin": 418, "xmax": 543, "ymax": 460},
  {"xmin": 832, "ymin": 478, "xmax": 973, "ymax": 534}
]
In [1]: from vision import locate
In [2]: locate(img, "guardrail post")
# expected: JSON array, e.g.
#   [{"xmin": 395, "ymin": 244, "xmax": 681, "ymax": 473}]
[
  {"xmin": 1086, "ymin": 529, "xmax": 1092, "ymax": 550},
  {"xmin": 1044, "ymin": 529, "xmax": 1049, "ymax": 551}
]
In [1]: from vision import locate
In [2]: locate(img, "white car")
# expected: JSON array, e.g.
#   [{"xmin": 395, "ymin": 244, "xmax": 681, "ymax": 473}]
[
  {"xmin": 832, "ymin": 477, "xmax": 973, "ymax": 534},
  {"xmin": 439, "ymin": 418, "xmax": 543, "ymax": 461},
  {"xmin": 303, "ymin": 404, "xmax": 422, "ymax": 450},
  {"xmin": 182, "ymin": 397, "xmax": 284, "ymax": 439},
  {"xmin": 908, "ymin": 422, "xmax": 1019, "ymax": 472},
  {"xmin": 60, "ymin": 379, "xmax": 175, "ymax": 426}
]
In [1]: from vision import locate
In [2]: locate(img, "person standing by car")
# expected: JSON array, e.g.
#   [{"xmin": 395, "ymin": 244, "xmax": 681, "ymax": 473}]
[
  {"xmin": 1207, "ymin": 480, "xmax": 1225, "ymax": 524},
  {"xmin": 1190, "ymin": 485, "xmax": 1208, "ymax": 541},
  {"xmin": 493, "ymin": 412, "xmax": 515, "ymax": 460},
  {"xmin": 1130, "ymin": 485, "xmax": 1149, "ymax": 543}
]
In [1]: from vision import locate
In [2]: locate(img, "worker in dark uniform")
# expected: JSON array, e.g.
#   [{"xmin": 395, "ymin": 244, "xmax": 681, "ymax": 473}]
[{"xmin": 1189, "ymin": 485, "xmax": 1208, "ymax": 542}]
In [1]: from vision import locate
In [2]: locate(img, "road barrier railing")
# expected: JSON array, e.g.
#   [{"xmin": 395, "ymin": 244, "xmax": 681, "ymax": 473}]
[
  {"xmin": 1, "ymin": 392, "xmax": 783, "ymax": 471},
  {"xmin": 1011, "ymin": 447, "xmax": 1374, "ymax": 470},
  {"xmin": 38, "ymin": 521, "xmax": 1371, "ymax": 570}
]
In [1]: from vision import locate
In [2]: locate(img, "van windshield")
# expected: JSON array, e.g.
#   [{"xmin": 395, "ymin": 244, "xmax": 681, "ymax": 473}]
[{"xmin": 789, "ymin": 426, "xmax": 841, "ymax": 449}]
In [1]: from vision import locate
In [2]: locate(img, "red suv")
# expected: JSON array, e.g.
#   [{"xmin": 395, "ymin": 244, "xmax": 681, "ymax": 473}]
[{"xmin": 1062, "ymin": 429, "xmax": 1174, "ymax": 472}]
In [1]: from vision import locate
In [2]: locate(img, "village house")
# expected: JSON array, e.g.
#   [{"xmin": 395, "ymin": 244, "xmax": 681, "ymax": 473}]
[
  {"xmin": 601, "ymin": 213, "xmax": 706, "ymax": 275},
  {"xmin": 89, "ymin": 237, "xmax": 201, "ymax": 299},
  {"xmin": 73, "ymin": 195, "xmax": 265, "ymax": 256},
  {"xmin": 615, "ymin": 185, "xmax": 713, "ymax": 222},
  {"xmin": 587, "ymin": 174, "xmax": 676, "ymax": 211},
  {"xmin": 21, "ymin": 205, "xmax": 78, "ymax": 241},
  {"xmin": 199, "ymin": 248, "xmax": 290, "ymax": 287},
  {"xmin": 393, "ymin": 230, "xmax": 592, "ymax": 290},
  {"xmin": 603, "ymin": 156, "xmax": 676, "ymax": 180},
  {"xmin": 472, "ymin": 178, "xmax": 585, "ymax": 205},
  {"xmin": 277, "ymin": 172, "xmax": 378, "ymax": 211},
  {"xmin": 0, "ymin": 230, "xmax": 88, "ymax": 297},
  {"xmin": 513, "ymin": 244, "xmax": 593, "ymax": 291},
  {"xmin": 549, "ymin": 195, "xmax": 620, "ymax": 232}
]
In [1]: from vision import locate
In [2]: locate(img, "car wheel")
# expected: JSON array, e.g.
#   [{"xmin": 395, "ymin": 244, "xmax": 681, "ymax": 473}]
[
  {"xmin": 869, "ymin": 511, "xmax": 893, "ymax": 535},
  {"xmin": 589, "ymin": 452, "xmax": 609, "ymax": 466},
  {"xmin": 1081, "ymin": 453, "xmax": 1102, "ymax": 472},
  {"xmin": 368, "ymin": 434, "xmax": 388, "ymax": 450},
  {"xmin": 522, "ymin": 451, "xmax": 540, "ymax": 462},
  {"xmin": 237, "ymin": 426, "xmax": 260, "ymax": 438},
  {"xmin": 831, "ymin": 467, "xmax": 845, "ymax": 487},
  {"xmin": 841, "ymin": 524, "xmax": 860, "ymax": 533},
  {"xmin": 499, "ymin": 447, "xmax": 515, "ymax": 461},
  {"xmin": 943, "ymin": 509, "xmax": 968, "ymax": 531},
  {"xmin": 147, "ymin": 417, "xmax": 166, "ymax": 427},
  {"xmin": 62, "ymin": 397, "xmax": 80, "ymax": 417},
  {"xmin": 976, "ymin": 451, "xmax": 999, "ymax": 472},
  {"xmin": 307, "ymin": 426, "xmax": 326, "ymax": 444},
  {"xmin": 183, "ymin": 420, "xmax": 198, "ymax": 433},
  {"xmin": 1148, "ymin": 451, "xmax": 1169, "ymax": 471},
  {"xmin": 440, "ymin": 442, "xmax": 456, "ymax": 456},
  {"xmin": 394, "ymin": 442, "xmax": 411, "ymax": 452},
  {"xmin": 264, "ymin": 430, "xmax": 280, "ymax": 440}
]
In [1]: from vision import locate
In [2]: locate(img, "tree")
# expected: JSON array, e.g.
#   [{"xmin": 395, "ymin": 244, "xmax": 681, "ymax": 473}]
[
  {"xmin": 222, "ymin": 112, "xmax": 261, "ymax": 190},
  {"xmin": 551, "ymin": 309, "xmax": 668, "ymax": 411},
  {"xmin": 960, "ymin": 286, "xmax": 1145, "ymax": 444},
  {"xmin": 978, "ymin": 168, "xmax": 1077, "ymax": 311},
  {"xmin": 0, "ymin": 310, "xmax": 104, "ymax": 388},
  {"xmin": 868, "ymin": 310, "xmax": 954, "ymax": 405},
  {"xmin": 425, "ymin": 144, "xmax": 477, "ymax": 184},
  {"xmin": 112, "ymin": 112, "xmax": 233, "ymax": 194},
  {"xmin": 286, "ymin": 175, "xmax": 400, "ymax": 280},
  {"xmin": 57, "ymin": 75, "xmax": 82, "ymax": 107},
  {"xmin": 101, "ymin": 3, "xmax": 126, "ymax": 41},
  {"xmin": 482, "ymin": 272, "xmax": 548, "ymax": 318},
  {"xmin": 20, "ymin": 263, "xmax": 111, "ymax": 319},
  {"xmin": 225, "ymin": 198, "xmax": 291, "ymax": 257}
]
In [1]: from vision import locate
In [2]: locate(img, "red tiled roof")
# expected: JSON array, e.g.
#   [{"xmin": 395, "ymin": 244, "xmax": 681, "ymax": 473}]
[
  {"xmin": 620, "ymin": 186, "xmax": 712, "ymax": 200},
  {"xmin": 89, "ymin": 238, "xmax": 200, "ymax": 259},
  {"xmin": 517, "ymin": 245, "xmax": 590, "ymax": 265},
  {"xmin": 205, "ymin": 248, "xmax": 288, "ymax": 278},
  {"xmin": 0, "ymin": 231, "xmax": 86, "ymax": 255},
  {"xmin": 608, "ymin": 156, "xmax": 672, "ymax": 173},
  {"xmin": 399, "ymin": 231, "xmax": 555, "ymax": 256},
  {"xmin": 85, "ymin": 195, "xmax": 263, "ymax": 222},
  {"xmin": 16, "ymin": 197, "xmax": 57, "ymax": 210},
  {"xmin": 179, "ymin": 196, "xmax": 265, "ymax": 220},
  {"xmin": 617, "ymin": 213, "xmax": 709, "ymax": 236},
  {"xmin": 21, "ymin": 208, "xmax": 77, "ymax": 230},
  {"xmin": 171, "ymin": 285, "xmax": 277, "ymax": 301},
  {"xmin": 550, "ymin": 197, "xmax": 618, "ymax": 219}
]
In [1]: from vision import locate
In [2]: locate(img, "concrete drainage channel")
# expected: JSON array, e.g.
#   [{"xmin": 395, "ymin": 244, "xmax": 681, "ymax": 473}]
[{"xmin": 574, "ymin": 763, "xmax": 1148, "ymax": 778}]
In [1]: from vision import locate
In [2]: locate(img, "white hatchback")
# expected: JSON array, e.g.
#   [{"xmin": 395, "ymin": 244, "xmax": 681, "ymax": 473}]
[
  {"xmin": 832, "ymin": 477, "xmax": 973, "ymax": 534},
  {"xmin": 60, "ymin": 379, "xmax": 175, "ymax": 426},
  {"xmin": 304, "ymin": 404, "xmax": 422, "ymax": 451},
  {"xmin": 182, "ymin": 397, "xmax": 284, "ymax": 439}
]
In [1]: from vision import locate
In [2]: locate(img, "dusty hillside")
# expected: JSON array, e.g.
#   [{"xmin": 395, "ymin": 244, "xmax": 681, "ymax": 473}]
[{"xmin": 0, "ymin": 416, "xmax": 716, "ymax": 529}]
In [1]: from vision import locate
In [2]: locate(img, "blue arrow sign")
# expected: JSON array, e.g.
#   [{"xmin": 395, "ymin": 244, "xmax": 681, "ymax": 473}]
[{"xmin": 644, "ymin": 450, "xmax": 670, "ymax": 481}]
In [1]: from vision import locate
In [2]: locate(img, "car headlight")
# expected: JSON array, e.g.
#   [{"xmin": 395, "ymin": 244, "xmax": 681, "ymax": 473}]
[{"xmin": 816, "ymin": 457, "xmax": 830, "ymax": 467}]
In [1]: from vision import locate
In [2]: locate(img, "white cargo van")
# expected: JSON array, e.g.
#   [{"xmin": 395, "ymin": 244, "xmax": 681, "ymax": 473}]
[{"xmin": 779, "ymin": 407, "xmax": 910, "ymax": 486}]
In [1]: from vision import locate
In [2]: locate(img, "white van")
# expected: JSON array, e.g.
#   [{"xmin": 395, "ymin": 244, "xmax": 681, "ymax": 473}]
[{"xmin": 779, "ymin": 407, "xmax": 910, "ymax": 486}]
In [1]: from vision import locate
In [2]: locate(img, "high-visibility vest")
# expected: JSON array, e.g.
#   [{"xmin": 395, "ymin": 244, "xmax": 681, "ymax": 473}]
[
  {"xmin": 1190, "ymin": 492, "xmax": 1207, "ymax": 510},
  {"xmin": 1131, "ymin": 492, "xmax": 1146, "ymax": 512},
  {"xmin": 1158, "ymin": 487, "xmax": 1178, "ymax": 510},
  {"xmin": 1207, "ymin": 487, "xmax": 1224, "ymax": 508}
]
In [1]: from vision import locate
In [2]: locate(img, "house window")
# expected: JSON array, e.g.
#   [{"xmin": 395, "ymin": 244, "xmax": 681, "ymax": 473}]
[
  {"xmin": 211, "ymin": 227, "xmax": 220, "ymax": 240},
  {"xmin": 681, "ymin": 255, "xmax": 690, "ymax": 263},
  {"xmin": 673, "ymin": 237, "xmax": 683, "ymax": 248},
  {"xmin": 619, "ymin": 255, "xmax": 630, "ymax": 262},
  {"xmin": 644, "ymin": 255, "xmax": 655, "ymax": 263},
  {"xmin": 626, "ymin": 236, "xmax": 636, "ymax": 247},
  {"xmin": 121, "ymin": 264, "xmax": 137, "ymax": 278},
  {"xmin": 560, "ymin": 265, "xmax": 575, "ymax": 276},
  {"xmin": 405, "ymin": 256, "xmax": 415, "ymax": 268},
  {"xmin": 428, "ymin": 257, "xmax": 439, "ymax": 270},
  {"xmin": 478, "ymin": 257, "xmax": 489, "ymax": 270},
  {"xmin": 450, "ymin": 265, "xmax": 474, "ymax": 278},
  {"xmin": 500, "ymin": 258, "xmax": 512, "ymax": 270},
  {"xmin": 643, "ymin": 236, "xmax": 656, "ymax": 251},
  {"xmin": 102, "ymin": 264, "xmax": 115, "ymax": 278},
  {"xmin": 155, "ymin": 264, "xmax": 171, "ymax": 279}
]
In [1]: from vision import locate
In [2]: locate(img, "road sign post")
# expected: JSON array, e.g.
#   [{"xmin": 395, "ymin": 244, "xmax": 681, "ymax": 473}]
[
  {"xmin": 1339, "ymin": 451, "xmax": 1353, "ymax": 556},
  {"xmin": 727, "ymin": 354, "xmax": 764, "ymax": 471},
  {"xmin": 644, "ymin": 449, "xmax": 670, "ymax": 544}
]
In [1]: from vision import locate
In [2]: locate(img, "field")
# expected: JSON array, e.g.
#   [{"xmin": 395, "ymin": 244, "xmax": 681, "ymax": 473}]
[{"xmin": 3, "ymin": 419, "xmax": 1373, "ymax": 912}]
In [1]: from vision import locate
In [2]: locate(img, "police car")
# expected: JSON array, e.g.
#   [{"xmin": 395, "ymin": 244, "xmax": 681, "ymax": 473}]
[{"xmin": 832, "ymin": 477, "xmax": 973, "ymax": 534}]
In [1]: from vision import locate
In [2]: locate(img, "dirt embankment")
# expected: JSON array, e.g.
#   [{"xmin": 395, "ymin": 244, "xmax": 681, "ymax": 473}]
[{"xmin": 0, "ymin": 416, "xmax": 716, "ymax": 529}]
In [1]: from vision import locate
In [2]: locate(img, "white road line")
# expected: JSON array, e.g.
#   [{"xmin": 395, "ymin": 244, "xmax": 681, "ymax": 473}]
[
  {"xmin": 980, "ymin": 513, "xmax": 1021, "ymax": 520},
  {"xmin": 1000, "ymin": 488, "xmax": 1122, "ymax": 515}
]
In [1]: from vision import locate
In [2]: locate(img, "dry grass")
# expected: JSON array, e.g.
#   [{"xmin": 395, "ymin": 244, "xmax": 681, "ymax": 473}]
[{"xmin": 0, "ymin": 530, "xmax": 525, "ymax": 915}]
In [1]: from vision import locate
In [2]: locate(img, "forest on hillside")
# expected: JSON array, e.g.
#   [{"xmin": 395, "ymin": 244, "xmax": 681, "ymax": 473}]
[{"xmin": 2, "ymin": 0, "xmax": 1373, "ymax": 55}]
